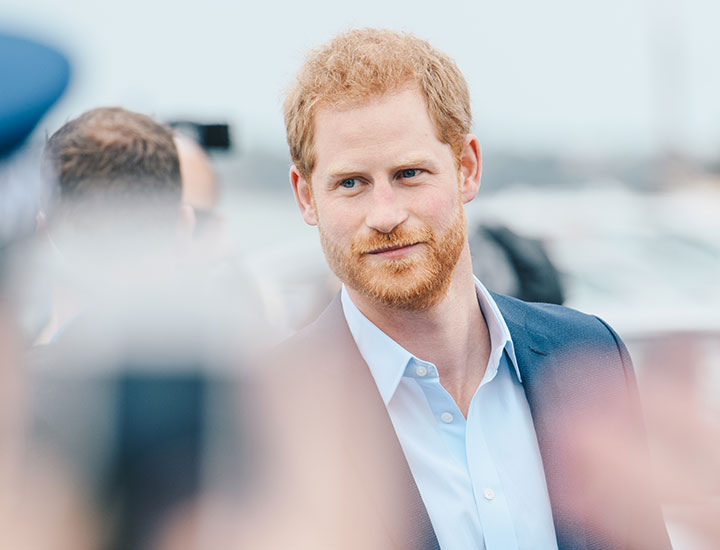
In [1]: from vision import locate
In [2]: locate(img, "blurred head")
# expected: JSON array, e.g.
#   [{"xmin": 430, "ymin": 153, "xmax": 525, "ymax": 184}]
[
  {"xmin": 175, "ymin": 134, "xmax": 217, "ymax": 211},
  {"xmin": 283, "ymin": 28, "xmax": 472, "ymax": 180},
  {"xmin": 45, "ymin": 107, "xmax": 181, "ymax": 200},
  {"xmin": 42, "ymin": 107, "xmax": 192, "ymax": 255},
  {"xmin": 174, "ymin": 133, "xmax": 220, "ymax": 232}
]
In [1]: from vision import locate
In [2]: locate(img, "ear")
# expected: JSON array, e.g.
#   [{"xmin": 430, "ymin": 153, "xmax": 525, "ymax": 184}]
[
  {"xmin": 290, "ymin": 165, "xmax": 317, "ymax": 226},
  {"xmin": 176, "ymin": 203, "xmax": 196, "ymax": 247},
  {"xmin": 459, "ymin": 134, "xmax": 482, "ymax": 204}
]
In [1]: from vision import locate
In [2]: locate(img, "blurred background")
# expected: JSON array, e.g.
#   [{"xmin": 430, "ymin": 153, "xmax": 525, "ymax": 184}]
[
  {"xmin": 2, "ymin": 0, "xmax": 718, "ymax": 328},
  {"xmin": 1, "ymin": 0, "xmax": 719, "ymax": 548}
]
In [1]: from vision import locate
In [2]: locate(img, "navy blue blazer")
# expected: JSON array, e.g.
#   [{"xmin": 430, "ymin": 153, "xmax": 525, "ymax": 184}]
[{"xmin": 269, "ymin": 292, "xmax": 671, "ymax": 550}]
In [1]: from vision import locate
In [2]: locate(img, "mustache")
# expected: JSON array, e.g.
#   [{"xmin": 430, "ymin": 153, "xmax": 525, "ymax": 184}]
[{"xmin": 351, "ymin": 226, "xmax": 434, "ymax": 255}]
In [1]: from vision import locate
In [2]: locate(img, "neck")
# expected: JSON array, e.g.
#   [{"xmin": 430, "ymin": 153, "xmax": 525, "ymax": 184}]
[{"xmin": 347, "ymin": 246, "xmax": 491, "ymax": 415}]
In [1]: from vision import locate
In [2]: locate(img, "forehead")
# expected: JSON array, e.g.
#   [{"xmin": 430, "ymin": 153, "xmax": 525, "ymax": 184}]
[{"xmin": 311, "ymin": 87, "xmax": 448, "ymax": 175}]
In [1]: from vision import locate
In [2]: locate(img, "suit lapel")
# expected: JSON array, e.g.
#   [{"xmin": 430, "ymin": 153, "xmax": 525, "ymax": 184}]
[
  {"xmin": 494, "ymin": 293, "xmax": 641, "ymax": 550},
  {"xmin": 501, "ymin": 311, "xmax": 590, "ymax": 550},
  {"xmin": 305, "ymin": 295, "xmax": 440, "ymax": 550},
  {"xmin": 491, "ymin": 293, "xmax": 587, "ymax": 548}
]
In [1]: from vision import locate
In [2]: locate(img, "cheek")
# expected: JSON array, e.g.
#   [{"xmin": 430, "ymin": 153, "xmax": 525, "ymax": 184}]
[
  {"xmin": 316, "ymin": 201, "xmax": 359, "ymax": 243},
  {"xmin": 412, "ymin": 191, "xmax": 460, "ymax": 225}
]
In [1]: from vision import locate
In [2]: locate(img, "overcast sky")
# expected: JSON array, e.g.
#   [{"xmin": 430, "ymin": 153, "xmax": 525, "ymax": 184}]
[{"xmin": 3, "ymin": 0, "xmax": 719, "ymax": 157}]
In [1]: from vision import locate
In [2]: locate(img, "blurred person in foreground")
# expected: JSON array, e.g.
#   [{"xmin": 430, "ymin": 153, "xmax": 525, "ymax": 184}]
[
  {"xmin": 0, "ymin": 30, "xmax": 100, "ymax": 550},
  {"xmin": 30, "ymin": 107, "xmax": 261, "ymax": 549},
  {"xmin": 259, "ymin": 28, "xmax": 672, "ymax": 550},
  {"xmin": 35, "ymin": 107, "xmax": 194, "ymax": 344},
  {"xmin": 36, "ymin": 106, "xmax": 264, "ymax": 345}
]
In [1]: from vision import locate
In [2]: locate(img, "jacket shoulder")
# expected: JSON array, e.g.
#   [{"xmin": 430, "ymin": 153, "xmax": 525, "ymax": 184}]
[{"xmin": 492, "ymin": 292, "xmax": 625, "ymax": 351}]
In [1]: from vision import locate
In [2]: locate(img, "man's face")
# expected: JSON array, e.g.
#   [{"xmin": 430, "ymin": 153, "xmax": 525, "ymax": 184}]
[{"xmin": 291, "ymin": 86, "xmax": 480, "ymax": 310}]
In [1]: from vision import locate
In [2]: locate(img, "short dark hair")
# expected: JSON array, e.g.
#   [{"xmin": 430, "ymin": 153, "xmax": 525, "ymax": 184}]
[{"xmin": 44, "ymin": 107, "xmax": 181, "ymax": 203}]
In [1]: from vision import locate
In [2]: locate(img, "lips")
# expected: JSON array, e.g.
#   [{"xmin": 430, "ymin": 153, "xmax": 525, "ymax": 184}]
[{"xmin": 366, "ymin": 242, "xmax": 420, "ymax": 255}]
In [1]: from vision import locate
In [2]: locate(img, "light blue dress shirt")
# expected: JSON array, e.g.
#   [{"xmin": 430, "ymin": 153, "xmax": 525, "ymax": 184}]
[{"xmin": 341, "ymin": 278, "xmax": 558, "ymax": 550}]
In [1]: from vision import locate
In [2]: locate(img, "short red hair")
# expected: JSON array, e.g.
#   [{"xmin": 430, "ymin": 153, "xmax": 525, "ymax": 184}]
[{"xmin": 284, "ymin": 28, "xmax": 472, "ymax": 178}]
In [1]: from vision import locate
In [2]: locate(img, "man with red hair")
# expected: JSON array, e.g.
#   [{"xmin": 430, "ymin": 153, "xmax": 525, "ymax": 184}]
[{"xmin": 271, "ymin": 28, "xmax": 670, "ymax": 550}]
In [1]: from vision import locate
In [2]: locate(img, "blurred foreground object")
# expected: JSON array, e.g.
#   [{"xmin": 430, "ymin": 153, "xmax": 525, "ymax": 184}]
[
  {"xmin": 19, "ymin": 103, "xmax": 270, "ymax": 549},
  {"xmin": 561, "ymin": 373, "xmax": 720, "ymax": 549},
  {"xmin": 30, "ymin": 330, "xmax": 254, "ymax": 550},
  {"xmin": 26, "ymin": 185, "xmax": 266, "ymax": 549},
  {"xmin": 1, "ymin": 30, "xmax": 70, "ymax": 254},
  {"xmin": 1, "ymin": 29, "xmax": 75, "ymax": 549},
  {"xmin": 0, "ymin": 32, "xmax": 70, "ymax": 159}
]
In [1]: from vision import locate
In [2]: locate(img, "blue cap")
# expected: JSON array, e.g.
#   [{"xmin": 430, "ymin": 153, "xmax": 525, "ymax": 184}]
[{"xmin": 0, "ymin": 31, "xmax": 71, "ymax": 158}]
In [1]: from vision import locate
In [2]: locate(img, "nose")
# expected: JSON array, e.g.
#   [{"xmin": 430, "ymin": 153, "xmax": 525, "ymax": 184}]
[{"xmin": 364, "ymin": 180, "xmax": 408, "ymax": 234}]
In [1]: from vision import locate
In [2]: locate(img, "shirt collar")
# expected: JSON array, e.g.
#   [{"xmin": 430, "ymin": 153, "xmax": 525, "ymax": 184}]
[
  {"xmin": 341, "ymin": 286, "xmax": 411, "ymax": 404},
  {"xmin": 472, "ymin": 275, "xmax": 521, "ymax": 384},
  {"xmin": 341, "ymin": 278, "xmax": 522, "ymax": 406}
]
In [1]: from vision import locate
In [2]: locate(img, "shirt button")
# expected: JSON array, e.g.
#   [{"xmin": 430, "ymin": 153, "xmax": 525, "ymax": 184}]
[
  {"xmin": 483, "ymin": 488, "xmax": 495, "ymax": 500},
  {"xmin": 440, "ymin": 412, "xmax": 454, "ymax": 423},
  {"xmin": 415, "ymin": 366, "xmax": 428, "ymax": 377}
]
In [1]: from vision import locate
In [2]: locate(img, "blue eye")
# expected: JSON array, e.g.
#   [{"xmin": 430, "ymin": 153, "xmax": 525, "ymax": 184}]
[
  {"xmin": 400, "ymin": 169, "xmax": 419, "ymax": 178},
  {"xmin": 340, "ymin": 178, "xmax": 356, "ymax": 188}
]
